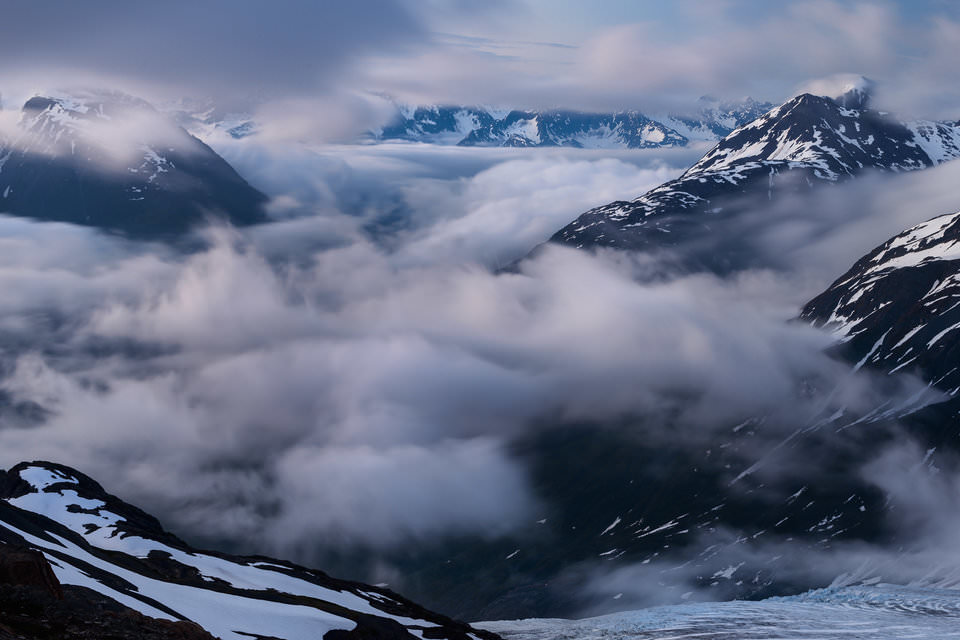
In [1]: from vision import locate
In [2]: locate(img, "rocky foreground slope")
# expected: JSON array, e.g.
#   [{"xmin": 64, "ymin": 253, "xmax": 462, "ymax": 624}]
[{"xmin": 0, "ymin": 461, "xmax": 499, "ymax": 640}]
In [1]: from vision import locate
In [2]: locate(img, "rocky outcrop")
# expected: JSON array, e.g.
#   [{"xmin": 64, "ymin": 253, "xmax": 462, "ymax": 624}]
[
  {"xmin": 0, "ymin": 543, "xmax": 216, "ymax": 640},
  {"xmin": 0, "ymin": 544, "xmax": 62, "ymax": 599},
  {"xmin": 0, "ymin": 462, "xmax": 502, "ymax": 640}
]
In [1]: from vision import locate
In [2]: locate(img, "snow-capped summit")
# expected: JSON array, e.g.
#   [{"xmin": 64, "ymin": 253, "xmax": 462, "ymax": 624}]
[
  {"xmin": 686, "ymin": 91, "xmax": 927, "ymax": 179},
  {"xmin": 834, "ymin": 76, "xmax": 875, "ymax": 110},
  {"xmin": 802, "ymin": 209, "xmax": 960, "ymax": 393},
  {"xmin": 545, "ymin": 92, "xmax": 960, "ymax": 269},
  {"xmin": 796, "ymin": 74, "xmax": 876, "ymax": 110},
  {"xmin": 0, "ymin": 460, "xmax": 501, "ymax": 640},
  {"xmin": 0, "ymin": 91, "xmax": 267, "ymax": 237}
]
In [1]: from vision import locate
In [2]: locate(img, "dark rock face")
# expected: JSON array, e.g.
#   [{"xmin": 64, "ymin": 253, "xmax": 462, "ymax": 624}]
[
  {"xmin": 0, "ymin": 543, "xmax": 216, "ymax": 640},
  {"xmin": 801, "ymin": 210, "xmax": 960, "ymax": 394},
  {"xmin": 0, "ymin": 91, "xmax": 268, "ymax": 238},
  {"xmin": 546, "ymin": 93, "xmax": 960, "ymax": 269},
  {"xmin": 0, "ymin": 471, "xmax": 30, "ymax": 503},
  {"xmin": 0, "ymin": 544, "xmax": 62, "ymax": 599},
  {"xmin": 0, "ymin": 461, "xmax": 501, "ymax": 640}
]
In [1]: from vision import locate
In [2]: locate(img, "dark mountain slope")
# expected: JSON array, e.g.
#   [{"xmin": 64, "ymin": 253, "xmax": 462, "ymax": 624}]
[
  {"xmin": 0, "ymin": 91, "xmax": 267, "ymax": 237},
  {"xmin": 802, "ymin": 209, "xmax": 960, "ymax": 395},
  {"xmin": 545, "ymin": 91, "xmax": 960, "ymax": 271}
]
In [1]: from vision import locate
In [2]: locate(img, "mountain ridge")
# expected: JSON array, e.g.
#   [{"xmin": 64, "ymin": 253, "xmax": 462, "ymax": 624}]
[
  {"xmin": 0, "ymin": 460, "xmax": 501, "ymax": 640},
  {"xmin": 801, "ymin": 209, "xmax": 960, "ymax": 394},
  {"xmin": 373, "ymin": 97, "xmax": 774, "ymax": 149},
  {"xmin": 0, "ymin": 91, "xmax": 268, "ymax": 237},
  {"xmin": 543, "ymin": 91, "xmax": 960, "ymax": 270}
]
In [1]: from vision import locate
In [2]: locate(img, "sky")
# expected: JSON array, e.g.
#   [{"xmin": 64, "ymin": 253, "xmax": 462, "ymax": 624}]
[{"xmin": 3, "ymin": 0, "xmax": 960, "ymax": 129}]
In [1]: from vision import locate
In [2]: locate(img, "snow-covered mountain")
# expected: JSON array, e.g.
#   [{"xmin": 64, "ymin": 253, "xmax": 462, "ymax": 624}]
[
  {"xmin": 801, "ymin": 210, "xmax": 960, "ymax": 394},
  {"xmin": 0, "ymin": 91, "xmax": 267, "ymax": 237},
  {"xmin": 374, "ymin": 97, "xmax": 773, "ymax": 148},
  {"xmin": 547, "ymin": 89, "xmax": 960, "ymax": 266},
  {"xmin": 0, "ymin": 461, "xmax": 500, "ymax": 640}
]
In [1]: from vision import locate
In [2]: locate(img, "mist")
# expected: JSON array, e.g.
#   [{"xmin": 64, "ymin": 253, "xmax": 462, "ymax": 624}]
[{"xmin": 0, "ymin": 137, "xmax": 958, "ymax": 609}]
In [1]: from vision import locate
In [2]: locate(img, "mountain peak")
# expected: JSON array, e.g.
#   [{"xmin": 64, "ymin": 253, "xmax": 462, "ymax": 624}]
[
  {"xmin": 833, "ymin": 76, "xmax": 875, "ymax": 110},
  {"xmin": 547, "ymin": 90, "xmax": 960, "ymax": 266},
  {"xmin": 21, "ymin": 95, "xmax": 59, "ymax": 113},
  {"xmin": 801, "ymin": 209, "xmax": 960, "ymax": 391},
  {"xmin": 22, "ymin": 90, "xmax": 157, "ymax": 119},
  {"xmin": 4, "ymin": 461, "xmax": 117, "ymax": 503},
  {"xmin": 0, "ymin": 89, "xmax": 268, "ymax": 237},
  {"xmin": 795, "ymin": 74, "xmax": 875, "ymax": 110},
  {"xmin": 683, "ymin": 89, "xmax": 926, "ymax": 181}
]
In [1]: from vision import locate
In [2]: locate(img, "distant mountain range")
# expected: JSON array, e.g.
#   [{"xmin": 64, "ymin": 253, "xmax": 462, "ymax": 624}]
[{"xmin": 372, "ymin": 97, "xmax": 774, "ymax": 148}]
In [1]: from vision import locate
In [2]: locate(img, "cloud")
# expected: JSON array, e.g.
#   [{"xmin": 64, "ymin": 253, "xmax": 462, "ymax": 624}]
[
  {"xmin": 574, "ymin": 435, "xmax": 960, "ymax": 616},
  {"xmin": 4, "ymin": 1, "xmax": 959, "ymax": 148},
  {"xmin": 391, "ymin": 157, "xmax": 680, "ymax": 267},
  {"xmin": 251, "ymin": 93, "xmax": 400, "ymax": 145},
  {"xmin": 0, "ymin": 141, "xmax": 955, "ymax": 599},
  {"xmin": 4, "ymin": 1, "xmax": 960, "ymax": 132},
  {"xmin": 0, "ymin": 234, "xmax": 914, "ymax": 553},
  {"xmin": 2, "ymin": 0, "xmax": 960, "ymax": 616},
  {"xmin": 210, "ymin": 139, "xmax": 706, "ymax": 264},
  {"xmin": 0, "ymin": 1, "xmax": 426, "ymax": 106},
  {"xmin": 748, "ymin": 161, "xmax": 960, "ymax": 291},
  {"xmin": 359, "ymin": 1, "xmax": 960, "ymax": 118}
]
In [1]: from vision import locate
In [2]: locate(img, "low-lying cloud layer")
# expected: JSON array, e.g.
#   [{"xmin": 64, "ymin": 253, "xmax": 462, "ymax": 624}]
[
  {"xmin": 0, "ymin": 140, "xmax": 959, "ymax": 605},
  {"xmin": 0, "ymin": 226, "xmax": 846, "ymax": 550}
]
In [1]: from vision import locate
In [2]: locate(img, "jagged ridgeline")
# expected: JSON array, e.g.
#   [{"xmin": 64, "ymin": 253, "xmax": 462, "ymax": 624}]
[
  {"xmin": 0, "ymin": 91, "xmax": 267, "ymax": 237},
  {"xmin": 544, "ymin": 87, "xmax": 960, "ymax": 271},
  {"xmin": 803, "ymin": 210, "xmax": 960, "ymax": 396},
  {"xmin": 373, "ymin": 97, "xmax": 774, "ymax": 148},
  {"xmin": 0, "ymin": 461, "xmax": 500, "ymax": 640}
]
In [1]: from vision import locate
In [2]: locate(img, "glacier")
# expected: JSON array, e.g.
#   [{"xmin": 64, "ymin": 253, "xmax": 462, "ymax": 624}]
[{"xmin": 481, "ymin": 584, "xmax": 960, "ymax": 639}]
